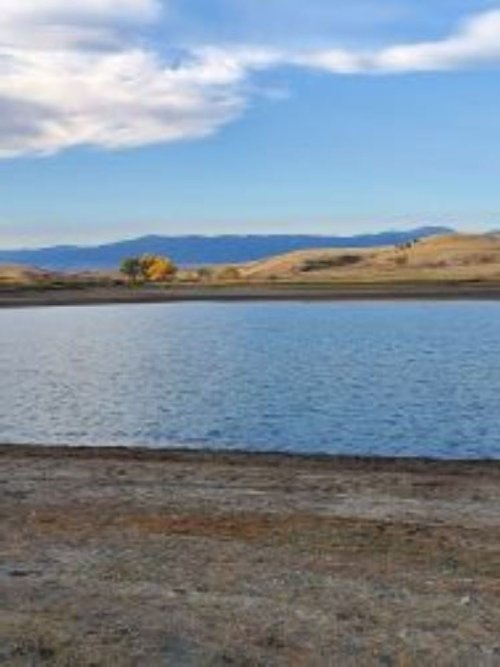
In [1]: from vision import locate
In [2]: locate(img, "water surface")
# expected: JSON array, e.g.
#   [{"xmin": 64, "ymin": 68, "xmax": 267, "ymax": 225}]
[{"xmin": 1, "ymin": 301, "xmax": 500, "ymax": 458}]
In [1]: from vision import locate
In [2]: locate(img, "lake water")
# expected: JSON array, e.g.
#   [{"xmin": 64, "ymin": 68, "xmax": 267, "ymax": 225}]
[{"xmin": 1, "ymin": 301, "xmax": 500, "ymax": 459}]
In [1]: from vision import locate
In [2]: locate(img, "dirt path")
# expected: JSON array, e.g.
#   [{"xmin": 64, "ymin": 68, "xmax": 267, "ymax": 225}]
[{"xmin": 2, "ymin": 446, "xmax": 500, "ymax": 665}]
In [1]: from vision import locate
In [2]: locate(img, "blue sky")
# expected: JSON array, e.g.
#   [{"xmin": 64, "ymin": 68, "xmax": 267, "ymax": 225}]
[{"xmin": 0, "ymin": 0, "xmax": 500, "ymax": 247}]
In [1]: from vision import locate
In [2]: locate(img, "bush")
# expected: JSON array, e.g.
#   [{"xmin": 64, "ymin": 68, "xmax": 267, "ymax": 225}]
[
  {"xmin": 217, "ymin": 266, "xmax": 242, "ymax": 281},
  {"xmin": 196, "ymin": 267, "xmax": 213, "ymax": 282},
  {"xmin": 301, "ymin": 254, "xmax": 362, "ymax": 272}
]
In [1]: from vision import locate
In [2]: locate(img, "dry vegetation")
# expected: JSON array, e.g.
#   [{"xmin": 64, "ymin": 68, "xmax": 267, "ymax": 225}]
[
  {"xmin": 0, "ymin": 264, "xmax": 55, "ymax": 287},
  {"xmin": 2, "ymin": 446, "xmax": 500, "ymax": 665},
  {"xmin": 0, "ymin": 264, "xmax": 123, "ymax": 290},
  {"xmin": 231, "ymin": 234, "xmax": 500, "ymax": 284},
  {"xmin": 4, "ymin": 234, "xmax": 500, "ymax": 307}
]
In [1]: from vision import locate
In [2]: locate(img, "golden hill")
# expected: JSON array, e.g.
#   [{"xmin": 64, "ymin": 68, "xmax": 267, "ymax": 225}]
[
  {"xmin": 0, "ymin": 264, "xmax": 122, "ymax": 288},
  {"xmin": 0, "ymin": 264, "xmax": 55, "ymax": 286},
  {"xmin": 4, "ymin": 233, "xmax": 500, "ymax": 289},
  {"xmin": 232, "ymin": 233, "xmax": 500, "ymax": 284}
]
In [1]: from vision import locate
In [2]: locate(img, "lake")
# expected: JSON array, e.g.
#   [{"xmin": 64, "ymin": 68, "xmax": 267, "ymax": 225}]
[{"xmin": 1, "ymin": 301, "xmax": 500, "ymax": 458}]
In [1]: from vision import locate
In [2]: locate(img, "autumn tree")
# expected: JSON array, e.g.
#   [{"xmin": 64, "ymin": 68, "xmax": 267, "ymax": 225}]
[
  {"xmin": 142, "ymin": 255, "xmax": 177, "ymax": 282},
  {"xmin": 137, "ymin": 254, "xmax": 177, "ymax": 282},
  {"xmin": 120, "ymin": 254, "xmax": 177, "ymax": 283}
]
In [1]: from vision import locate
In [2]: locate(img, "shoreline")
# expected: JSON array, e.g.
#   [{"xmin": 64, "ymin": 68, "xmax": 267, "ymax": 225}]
[
  {"xmin": 2, "ymin": 442, "xmax": 500, "ymax": 473},
  {"xmin": 3, "ymin": 281, "xmax": 500, "ymax": 308},
  {"xmin": 3, "ymin": 441, "xmax": 500, "ymax": 663}
]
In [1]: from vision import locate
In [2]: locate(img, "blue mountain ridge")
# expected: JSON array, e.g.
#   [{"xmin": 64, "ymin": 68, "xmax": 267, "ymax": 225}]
[{"xmin": 0, "ymin": 226, "xmax": 452, "ymax": 270}]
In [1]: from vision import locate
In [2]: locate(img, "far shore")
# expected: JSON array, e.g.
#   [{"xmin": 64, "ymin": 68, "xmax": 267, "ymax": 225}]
[{"xmin": 3, "ymin": 280, "xmax": 500, "ymax": 308}]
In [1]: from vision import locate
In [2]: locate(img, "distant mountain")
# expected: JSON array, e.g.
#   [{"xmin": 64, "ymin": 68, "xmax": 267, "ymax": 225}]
[{"xmin": 0, "ymin": 227, "xmax": 453, "ymax": 270}]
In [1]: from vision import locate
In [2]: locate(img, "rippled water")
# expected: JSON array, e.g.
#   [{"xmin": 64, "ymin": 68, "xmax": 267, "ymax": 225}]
[{"xmin": 1, "ymin": 301, "xmax": 500, "ymax": 458}]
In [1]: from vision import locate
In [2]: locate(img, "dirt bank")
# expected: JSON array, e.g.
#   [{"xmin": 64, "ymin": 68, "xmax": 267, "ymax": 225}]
[
  {"xmin": 1, "ymin": 445, "xmax": 500, "ymax": 665},
  {"xmin": 2, "ymin": 281, "xmax": 500, "ymax": 309}
]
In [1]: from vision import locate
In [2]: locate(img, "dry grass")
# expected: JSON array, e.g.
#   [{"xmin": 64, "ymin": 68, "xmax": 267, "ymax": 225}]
[
  {"xmin": 0, "ymin": 264, "xmax": 53, "ymax": 286},
  {"xmin": 5, "ymin": 234, "xmax": 500, "ymax": 293},
  {"xmin": 233, "ymin": 233, "xmax": 500, "ymax": 284},
  {"xmin": 0, "ymin": 263, "xmax": 124, "ymax": 290},
  {"xmin": 2, "ymin": 446, "xmax": 500, "ymax": 665}
]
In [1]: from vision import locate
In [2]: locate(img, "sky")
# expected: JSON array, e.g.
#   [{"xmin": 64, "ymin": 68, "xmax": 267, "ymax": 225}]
[{"xmin": 1, "ymin": 0, "xmax": 500, "ymax": 247}]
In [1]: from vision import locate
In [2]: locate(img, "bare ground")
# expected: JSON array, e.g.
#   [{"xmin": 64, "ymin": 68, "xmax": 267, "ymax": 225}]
[
  {"xmin": 3, "ymin": 281, "xmax": 500, "ymax": 310},
  {"xmin": 1, "ymin": 445, "xmax": 500, "ymax": 665}
]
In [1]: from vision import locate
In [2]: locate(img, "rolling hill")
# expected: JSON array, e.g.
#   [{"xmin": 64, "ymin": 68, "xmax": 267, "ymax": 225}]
[
  {"xmin": 0, "ymin": 227, "xmax": 451, "ymax": 270},
  {"xmin": 0, "ymin": 264, "xmax": 54, "ymax": 286},
  {"xmin": 233, "ymin": 233, "xmax": 500, "ymax": 283},
  {"xmin": 3, "ymin": 233, "xmax": 500, "ymax": 295}
]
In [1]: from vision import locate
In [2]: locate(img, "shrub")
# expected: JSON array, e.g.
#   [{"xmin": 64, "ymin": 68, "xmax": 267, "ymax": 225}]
[
  {"xmin": 217, "ymin": 266, "xmax": 242, "ymax": 281},
  {"xmin": 301, "ymin": 254, "xmax": 362, "ymax": 272}
]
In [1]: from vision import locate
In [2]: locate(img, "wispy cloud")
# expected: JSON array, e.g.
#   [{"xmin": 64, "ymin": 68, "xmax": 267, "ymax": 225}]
[
  {"xmin": 0, "ymin": 3, "xmax": 500, "ymax": 158},
  {"xmin": 0, "ymin": 0, "xmax": 161, "ymax": 27},
  {"xmin": 297, "ymin": 9, "xmax": 500, "ymax": 73}
]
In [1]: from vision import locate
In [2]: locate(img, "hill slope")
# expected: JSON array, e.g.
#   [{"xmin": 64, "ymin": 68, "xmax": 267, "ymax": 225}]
[
  {"xmin": 235, "ymin": 233, "xmax": 500, "ymax": 283},
  {"xmin": 0, "ymin": 264, "xmax": 54, "ymax": 286},
  {"xmin": 0, "ymin": 227, "xmax": 450, "ymax": 270}
]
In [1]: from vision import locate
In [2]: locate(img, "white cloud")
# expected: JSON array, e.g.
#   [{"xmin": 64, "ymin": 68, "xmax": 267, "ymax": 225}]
[
  {"xmin": 0, "ymin": 5, "xmax": 500, "ymax": 159},
  {"xmin": 289, "ymin": 49, "xmax": 370, "ymax": 75},
  {"xmin": 376, "ymin": 9, "xmax": 500, "ymax": 72},
  {"xmin": 0, "ymin": 0, "xmax": 160, "ymax": 25},
  {"xmin": 0, "ymin": 0, "xmax": 266, "ymax": 157},
  {"xmin": 0, "ymin": 0, "xmax": 162, "ymax": 49},
  {"xmin": 0, "ymin": 45, "xmax": 264, "ymax": 157},
  {"xmin": 297, "ymin": 9, "xmax": 500, "ymax": 73}
]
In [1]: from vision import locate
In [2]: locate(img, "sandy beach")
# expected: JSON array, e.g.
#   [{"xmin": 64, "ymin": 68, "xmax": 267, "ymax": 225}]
[{"xmin": 2, "ymin": 444, "xmax": 500, "ymax": 665}]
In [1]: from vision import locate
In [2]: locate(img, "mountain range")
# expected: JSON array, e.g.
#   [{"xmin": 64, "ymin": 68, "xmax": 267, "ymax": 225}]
[{"xmin": 0, "ymin": 227, "xmax": 452, "ymax": 270}]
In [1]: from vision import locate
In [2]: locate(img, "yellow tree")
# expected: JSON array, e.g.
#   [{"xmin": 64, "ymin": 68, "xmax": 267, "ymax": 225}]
[{"xmin": 140, "ymin": 255, "xmax": 177, "ymax": 282}]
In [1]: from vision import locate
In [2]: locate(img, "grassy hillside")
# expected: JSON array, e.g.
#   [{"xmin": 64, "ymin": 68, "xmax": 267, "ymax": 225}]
[
  {"xmin": 0, "ymin": 264, "xmax": 122, "ymax": 289},
  {"xmin": 4, "ymin": 234, "xmax": 500, "ymax": 290},
  {"xmin": 232, "ymin": 234, "xmax": 500, "ymax": 284},
  {"xmin": 0, "ymin": 264, "xmax": 54, "ymax": 287}
]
